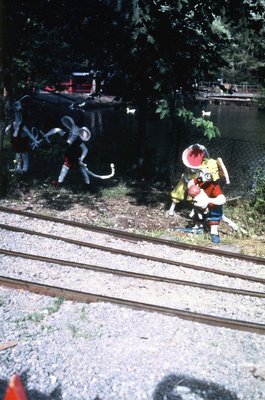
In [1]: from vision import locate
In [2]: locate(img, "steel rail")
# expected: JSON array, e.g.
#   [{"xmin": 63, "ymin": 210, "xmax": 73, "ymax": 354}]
[
  {"xmin": 1, "ymin": 248, "xmax": 264, "ymax": 298},
  {"xmin": 0, "ymin": 275, "xmax": 264, "ymax": 335},
  {"xmin": 1, "ymin": 223, "xmax": 264, "ymax": 284},
  {"xmin": 0, "ymin": 205, "xmax": 264, "ymax": 264}
]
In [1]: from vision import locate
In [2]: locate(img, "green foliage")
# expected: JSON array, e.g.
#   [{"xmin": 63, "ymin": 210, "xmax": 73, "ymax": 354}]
[
  {"xmin": 156, "ymin": 102, "xmax": 220, "ymax": 139},
  {"xmin": 1, "ymin": 0, "xmax": 265, "ymax": 96},
  {"xmin": 15, "ymin": 297, "xmax": 64, "ymax": 326},
  {"xmin": 128, "ymin": 0, "xmax": 265, "ymax": 140},
  {"xmin": 46, "ymin": 297, "xmax": 65, "ymax": 314},
  {"xmin": 78, "ymin": 306, "xmax": 87, "ymax": 321},
  {"xmin": 251, "ymin": 168, "xmax": 265, "ymax": 214},
  {"xmin": 155, "ymin": 99, "xmax": 170, "ymax": 119},
  {"xmin": 211, "ymin": 17, "xmax": 232, "ymax": 39},
  {"xmin": 225, "ymin": 199, "xmax": 264, "ymax": 240},
  {"xmin": 216, "ymin": 0, "xmax": 265, "ymax": 84},
  {"xmin": 17, "ymin": 311, "xmax": 45, "ymax": 325},
  {"xmin": 176, "ymin": 107, "xmax": 220, "ymax": 140},
  {"xmin": 252, "ymin": 89, "xmax": 265, "ymax": 109},
  {"xmin": 67, "ymin": 322, "xmax": 103, "ymax": 339},
  {"xmin": 1, "ymin": 0, "xmax": 126, "ymax": 96},
  {"xmin": 1, "ymin": 0, "xmax": 265, "ymax": 180},
  {"xmin": 100, "ymin": 182, "xmax": 130, "ymax": 199}
]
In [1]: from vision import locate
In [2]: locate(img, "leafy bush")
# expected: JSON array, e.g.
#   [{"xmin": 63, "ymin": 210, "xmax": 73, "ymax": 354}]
[
  {"xmin": 251, "ymin": 171, "xmax": 265, "ymax": 214},
  {"xmin": 252, "ymin": 89, "xmax": 265, "ymax": 110}
]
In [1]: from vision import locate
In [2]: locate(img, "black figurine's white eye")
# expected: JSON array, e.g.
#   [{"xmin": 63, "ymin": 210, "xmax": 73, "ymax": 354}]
[
  {"xmin": 205, "ymin": 173, "xmax": 212, "ymax": 180},
  {"xmin": 199, "ymin": 170, "xmax": 212, "ymax": 181}
]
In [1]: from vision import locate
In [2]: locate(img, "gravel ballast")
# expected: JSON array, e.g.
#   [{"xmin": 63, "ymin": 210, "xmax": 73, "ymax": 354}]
[
  {"xmin": 1, "ymin": 288, "xmax": 265, "ymax": 400},
  {"xmin": 0, "ymin": 208, "xmax": 265, "ymax": 400}
]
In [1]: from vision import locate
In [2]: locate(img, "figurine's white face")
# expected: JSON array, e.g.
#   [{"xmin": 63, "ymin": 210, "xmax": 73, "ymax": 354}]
[
  {"xmin": 67, "ymin": 134, "xmax": 76, "ymax": 145},
  {"xmin": 198, "ymin": 169, "xmax": 212, "ymax": 182},
  {"xmin": 67, "ymin": 125, "xmax": 79, "ymax": 145}
]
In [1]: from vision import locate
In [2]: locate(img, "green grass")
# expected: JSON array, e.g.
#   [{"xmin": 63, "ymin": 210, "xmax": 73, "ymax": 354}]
[
  {"xmin": 100, "ymin": 181, "xmax": 130, "ymax": 199},
  {"xmin": 15, "ymin": 297, "xmax": 65, "ymax": 326},
  {"xmin": 46, "ymin": 297, "xmax": 65, "ymax": 313},
  {"xmin": 78, "ymin": 306, "xmax": 87, "ymax": 321},
  {"xmin": 67, "ymin": 323, "xmax": 103, "ymax": 340},
  {"xmin": 135, "ymin": 228, "xmax": 166, "ymax": 238}
]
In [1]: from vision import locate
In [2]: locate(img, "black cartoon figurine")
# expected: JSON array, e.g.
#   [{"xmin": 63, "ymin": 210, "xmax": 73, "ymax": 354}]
[
  {"xmin": 43, "ymin": 115, "xmax": 115, "ymax": 186},
  {"xmin": 7, "ymin": 95, "xmax": 41, "ymax": 173}
]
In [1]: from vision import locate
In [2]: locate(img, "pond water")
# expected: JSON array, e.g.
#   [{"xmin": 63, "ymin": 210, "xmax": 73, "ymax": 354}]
[
  {"xmin": 79, "ymin": 103, "xmax": 264, "ymax": 196},
  {"xmin": 28, "ymin": 98, "xmax": 264, "ymax": 194},
  {"xmin": 85, "ymin": 102, "xmax": 265, "ymax": 144},
  {"xmin": 203, "ymin": 103, "xmax": 265, "ymax": 143}
]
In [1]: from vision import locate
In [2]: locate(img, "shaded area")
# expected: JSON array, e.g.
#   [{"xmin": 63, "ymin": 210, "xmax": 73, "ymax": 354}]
[
  {"xmin": 0, "ymin": 174, "xmax": 174, "ymax": 212},
  {"xmin": 0, "ymin": 373, "xmax": 62, "ymax": 400},
  {"xmin": 0, "ymin": 372, "xmax": 102, "ymax": 400},
  {"xmin": 153, "ymin": 373, "xmax": 239, "ymax": 400},
  {"xmin": 3, "ymin": 93, "xmax": 265, "ymax": 200}
]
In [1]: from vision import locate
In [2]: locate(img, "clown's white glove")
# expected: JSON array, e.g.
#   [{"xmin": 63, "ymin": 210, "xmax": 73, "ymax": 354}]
[{"xmin": 193, "ymin": 189, "xmax": 210, "ymax": 210}]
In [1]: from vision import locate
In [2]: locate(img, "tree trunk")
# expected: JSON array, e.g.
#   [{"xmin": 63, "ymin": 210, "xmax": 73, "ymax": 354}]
[
  {"xmin": 163, "ymin": 92, "xmax": 182, "ymax": 184},
  {"xmin": 136, "ymin": 95, "xmax": 148, "ymax": 178},
  {"xmin": 0, "ymin": 126, "xmax": 8, "ymax": 197}
]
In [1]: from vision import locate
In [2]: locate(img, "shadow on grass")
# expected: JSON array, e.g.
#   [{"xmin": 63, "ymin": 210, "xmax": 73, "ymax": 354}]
[
  {"xmin": 3, "ymin": 167, "xmax": 174, "ymax": 213},
  {"xmin": 2, "ymin": 131, "xmax": 174, "ymax": 212}
]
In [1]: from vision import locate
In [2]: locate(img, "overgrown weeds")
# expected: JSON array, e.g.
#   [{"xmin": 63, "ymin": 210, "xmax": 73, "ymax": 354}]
[{"xmin": 15, "ymin": 297, "xmax": 65, "ymax": 326}]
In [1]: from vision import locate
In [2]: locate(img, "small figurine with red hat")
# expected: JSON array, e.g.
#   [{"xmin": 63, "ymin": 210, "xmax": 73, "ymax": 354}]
[
  {"xmin": 168, "ymin": 143, "xmax": 230, "ymax": 244},
  {"xmin": 187, "ymin": 157, "xmax": 228, "ymax": 243},
  {"xmin": 166, "ymin": 144, "xmax": 209, "ymax": 216}
]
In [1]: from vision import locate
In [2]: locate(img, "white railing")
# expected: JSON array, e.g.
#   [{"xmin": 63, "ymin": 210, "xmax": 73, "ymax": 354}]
[{"xmin": 198, "ymin": 81, "xmax": 261, "ymax": 94}]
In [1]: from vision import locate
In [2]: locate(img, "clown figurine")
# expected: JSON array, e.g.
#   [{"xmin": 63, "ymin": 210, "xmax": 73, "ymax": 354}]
[
  {"xmin": 169, "ymin": 143, "xmax": 231, "ymax": 244},
  {"xmin": 187, "ymin": 158, "xmax": 228, "ymax": 244},
  {"xmin": 167, "ymin": 144, "xmax": 209, "ymax": 216}
]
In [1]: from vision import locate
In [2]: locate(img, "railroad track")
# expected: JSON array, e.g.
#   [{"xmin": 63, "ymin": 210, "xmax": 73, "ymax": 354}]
[
  {"xmin": 0, "ymin": 205, "xmax": 264, "ymax": 264},
  {"xmin": 0, "ymin": 206, "xmax": 264, "ymax": 335}
]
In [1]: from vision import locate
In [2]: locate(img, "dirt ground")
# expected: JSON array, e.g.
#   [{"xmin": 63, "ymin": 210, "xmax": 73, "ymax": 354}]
[{"xmin": 1, "ymin": 178, "xmax": 264, "ymax": 258}]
